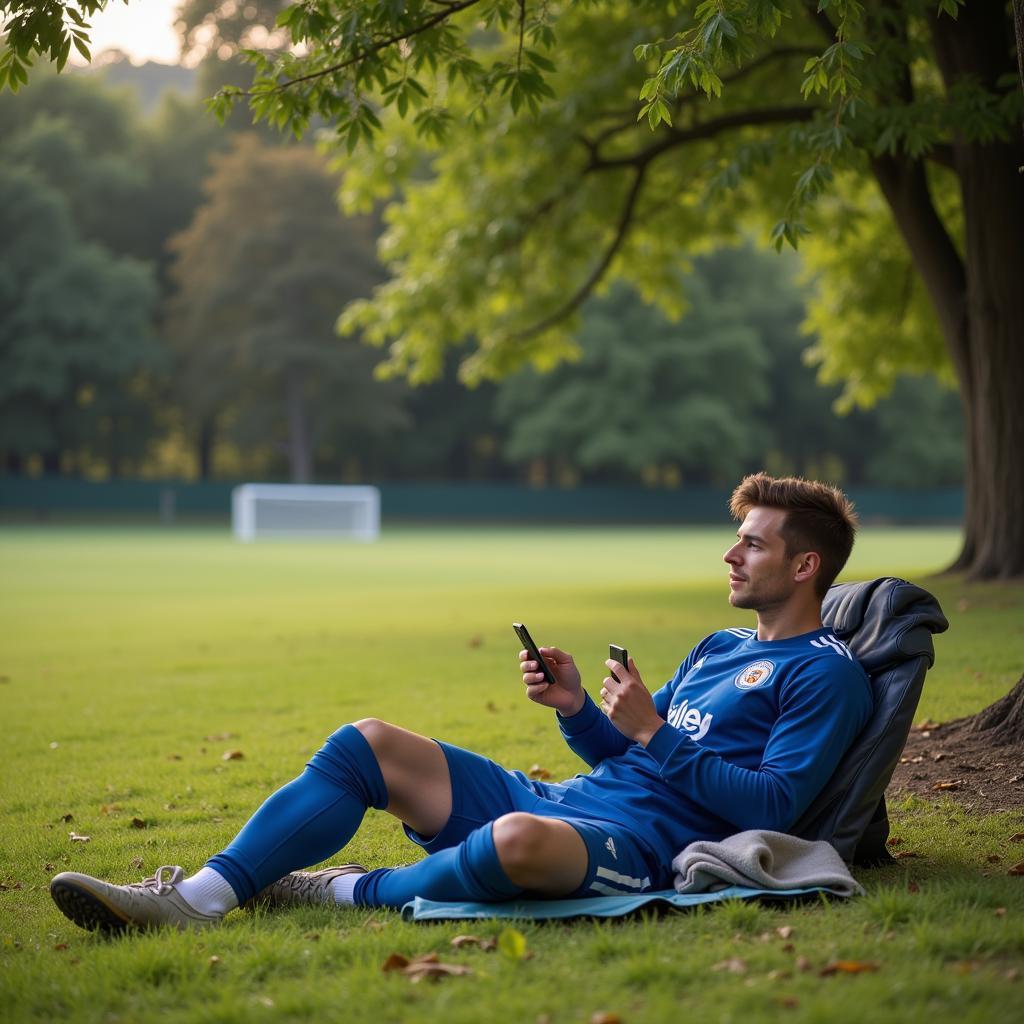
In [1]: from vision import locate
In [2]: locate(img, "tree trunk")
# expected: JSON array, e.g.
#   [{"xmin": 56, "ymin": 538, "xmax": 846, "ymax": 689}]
[
  {"xmin": 1013, "ymin": 0, "xmax": 1024, "ymax": 106},
  {"xmin": 197, "ymin": 417, "xmax": 216, "ymax": 481},
  {"xmin": 934, "ymin": 4, "xmax": 1024, "ymax": 579},
  {"xmin": 286, "ymin": 362, "xmax": 314, "ymax": 484},
  {"xmin": 874, "ymin": 3, "xmax": 1024, "ymax": 580},
  {"xmin": 966, "ymin": 675, "xmax": 1024, "ymax": 745}
]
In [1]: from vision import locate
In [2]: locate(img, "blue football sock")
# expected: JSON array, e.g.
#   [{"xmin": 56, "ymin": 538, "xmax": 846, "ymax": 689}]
[
  {"xmin": 207, "ymin": 724, "xmax": 388, "ymax": 905},
  {"xmin": 354, "ymin": 822, "xmax": 523, "ymax": 909}
]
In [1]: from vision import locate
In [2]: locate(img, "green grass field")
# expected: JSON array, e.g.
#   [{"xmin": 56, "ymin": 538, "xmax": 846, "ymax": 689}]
[{"xmin": 1, "ymin": 525, "xmax": 1022, "ymax": 1023}]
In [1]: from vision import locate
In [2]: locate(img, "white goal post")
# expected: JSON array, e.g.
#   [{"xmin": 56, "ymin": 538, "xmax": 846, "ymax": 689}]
[{"xmin": 231, "ymin": 484, "xmax": 381, "ymax": 542}]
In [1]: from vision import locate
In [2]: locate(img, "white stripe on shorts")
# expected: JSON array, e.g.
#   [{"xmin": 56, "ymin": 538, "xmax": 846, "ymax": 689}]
[{"xmin": 595, "ymin": 865, "xmax": 651, "ymax": 891}]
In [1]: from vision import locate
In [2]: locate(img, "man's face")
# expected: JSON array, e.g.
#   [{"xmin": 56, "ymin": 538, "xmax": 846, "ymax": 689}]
[{"xmin": 722, "ymin": 506, "xmax": 801, "ymax": 611}]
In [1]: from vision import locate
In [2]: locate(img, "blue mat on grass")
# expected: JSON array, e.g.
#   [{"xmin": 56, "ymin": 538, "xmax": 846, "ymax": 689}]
[{"xmin": 402, "ymin": 885, "xmax": 841, "ymax": 921}]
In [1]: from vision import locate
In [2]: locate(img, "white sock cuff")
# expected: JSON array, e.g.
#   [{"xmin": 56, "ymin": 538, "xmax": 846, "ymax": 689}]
[
  {"xmin": 330, "ymin": 872, "xmax": 365, "ymax": 905},
  {"xmin": 177, "ymin": 866, "xmax": 238, "ymax": 916}
]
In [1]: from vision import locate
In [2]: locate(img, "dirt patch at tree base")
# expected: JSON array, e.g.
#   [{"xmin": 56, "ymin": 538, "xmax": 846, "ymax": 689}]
[{"xmin": 888, "ymin": 718, "xmax": 1024, "ymax": 814}]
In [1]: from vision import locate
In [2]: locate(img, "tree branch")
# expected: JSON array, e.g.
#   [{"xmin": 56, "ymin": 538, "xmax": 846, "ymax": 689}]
[
  {"xmin": 508, "ymin": 165, "xmax": 647, "ymax": 343},
  {"xmin": 585, "ymin": 105, "xmax": 818, "ymax": 172},
  {"xmin": 586, "ymin": 45, "xmax": 821, "ymax": 150},
  {"xmin": 261, "ymin": 0, "xmax": 484, "ymax": 93},
  {"xmin": 507, "ymin": 103, "xmax": 818, "ymax": 342}
]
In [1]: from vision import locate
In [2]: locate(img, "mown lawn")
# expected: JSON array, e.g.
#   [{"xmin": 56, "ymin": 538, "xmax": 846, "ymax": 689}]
[{"xmin": 1, "ymin": 525, "xmax": 1021, "ymax": 1023}]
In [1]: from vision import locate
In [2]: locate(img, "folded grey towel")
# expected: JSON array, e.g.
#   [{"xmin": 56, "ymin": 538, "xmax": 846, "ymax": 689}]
[{"xmin": 672, "ymin": 830, "xmax": 863, "ymax": 898}]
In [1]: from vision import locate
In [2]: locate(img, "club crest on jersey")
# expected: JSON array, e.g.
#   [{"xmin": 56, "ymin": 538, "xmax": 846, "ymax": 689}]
[{"xmin": 735, "ymin": 660, "xmax": 775, "ymax": 690}]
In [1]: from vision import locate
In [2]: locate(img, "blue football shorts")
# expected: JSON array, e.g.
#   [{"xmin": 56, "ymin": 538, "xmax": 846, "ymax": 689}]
[{"xmin": 401, "ymin": 740, "xmax": 669, "ymax": 897}]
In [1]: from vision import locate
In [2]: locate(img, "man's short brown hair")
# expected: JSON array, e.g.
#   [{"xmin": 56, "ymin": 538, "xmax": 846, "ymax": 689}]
[{"xmin": 729, "ymin": 472, "xmax": 858, "ymax": 598}]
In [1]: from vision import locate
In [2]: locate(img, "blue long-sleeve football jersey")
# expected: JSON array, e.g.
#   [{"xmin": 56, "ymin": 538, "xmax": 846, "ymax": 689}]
[{"xmin": 537, "ymin": 626, "xmax": 873, "ymax": 865}]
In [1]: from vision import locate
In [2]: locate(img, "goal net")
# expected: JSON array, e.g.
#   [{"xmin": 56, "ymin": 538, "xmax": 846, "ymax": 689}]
[{"xmin": 231, "ymin": 484, "xmax": 380, "ymax": 542}]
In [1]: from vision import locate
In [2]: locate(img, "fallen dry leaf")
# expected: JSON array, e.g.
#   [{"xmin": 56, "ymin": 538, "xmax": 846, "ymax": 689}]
[
  {"xmin": 1006, "ymin": 968, "xmax": 1020, "ymax": 982},
  {"xmin": 451, "ymin": 934, "xmax": 483, "ymax": 948},
  {"xmin": 53, "ymin": 943, "xmax": 69, "ymax": 951},
  {"xmin": 994, "ymin": 907, "xmax": 1007, "ymax": 917},
  {"xmin": 208, "ymin": 955, "xmax": 221, "ymax": 968},
  {"xmin": 254, "ymin": 995, "xmax": 274, "ymax": 1008},
  {"xmin": 1009, "ymin": 832, "xmax": 1024, "ymax": 843},
  {"xmin": 886, "ymin": 836, "xmax": 904, "ymax": 847},
  {"xmin": 527, "ymin": 764, "xmax": 552, "ymax": 780},
  {"xmin": 381, "ymin": 951, "xmax": 473, "ymax": 983},
  {"xmin": 205, "ymin": 732, "xmax": 235, "ymax": 741},
  {"xmin": 100, "ymin": 804, "xmax": 121, "ymax": 816},
  {"xmin": 776, "ymin": 926, "xmax": 794, "ymax": 940},
  {"xmin": 466, "ymin": 635, "xmax": 483, "ymax": 648},
  {"xmin": 222, "ymin": 750, "xmax": 244, "ymax": 761},
  {"xmin": 590, "ymin": 1014, "xmax": 623, "ymax": 1024},
  {"xmin": 795, "ymin": 956, "xmax": 812, "ymax": 972},
  {"xmin": 946, "ymin": 960, "xmax": 979, "ymax": 975},
  {"xmin": 775, "ymin": 996, "xmax": 799, "ymax": 1009},
  {"xmin": 987, "ymin": 854, "xmax": 1001, "ymax": 863},
  {"xmin": 933, "ymin": 779, "xmax": 965, "ymax": 791},
  {"xmin": 382, "ymin": 953, "xmax": 414, "ymax": 971},
  {"xmin": 131, "ymin": 818, "xmax": 147, "ymax": 829},
  {"xmin": 68, "ymin": 832, "xmax": 90, "ymax": 843},
  {"xmin": 130, "ymin": 857, "xmax": 144, "ymax": 870},
  {"xmin": 932, "ymin": 752, "xmax": 947, "ymax": 762},
  {"xmin": 1007, "ymin": 862, "xmax": 1024, "ymax": 876},
  {"xmin": 893, "ymin": 851, "xmax": 920, "ymax": 860},
  {"xmin": 820, "ymin": 960, "xmax": 880, "ymax": 976},
  {"xmin": 712, "ymin": 958, "xmax": 748, "ymax": 975}
]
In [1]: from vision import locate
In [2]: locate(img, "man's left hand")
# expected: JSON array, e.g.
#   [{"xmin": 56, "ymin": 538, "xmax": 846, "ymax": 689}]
[{"xmin": 599, "ymin": 657, "xmax": 664, "ymax": 746}]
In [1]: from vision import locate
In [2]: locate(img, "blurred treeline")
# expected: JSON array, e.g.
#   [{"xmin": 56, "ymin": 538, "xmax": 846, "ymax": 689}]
[{"xmin": 0, "ymin": 60, "xmax": 964, "ymax": 489}]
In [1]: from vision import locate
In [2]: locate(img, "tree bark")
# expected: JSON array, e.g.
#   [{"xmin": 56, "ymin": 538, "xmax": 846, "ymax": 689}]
[
  {"xmin": 965, "ymin": 675, "xmax": 1024, "ymax": 745},
  {"xmin": 286, "ymin": 362, "xmax": 314, "ymax": 484},
  {"xmin": 1013, "ymin": 0, "xmax": 1024, "ymax": 107}
]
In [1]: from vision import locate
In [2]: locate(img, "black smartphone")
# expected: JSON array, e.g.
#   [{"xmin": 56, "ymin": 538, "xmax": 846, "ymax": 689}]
[
  {"xmin": 513, "ymin": 622, "xmax": 558, "ymax": 686},
  {"xmin": 609, "ymin": 644, "xmax": 629, "ymax": 681}
]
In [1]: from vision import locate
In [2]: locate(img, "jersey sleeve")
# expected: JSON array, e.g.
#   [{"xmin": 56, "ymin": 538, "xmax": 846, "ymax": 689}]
[
  {"xmin": 556, "ymin": 692, "xmax": 630, "ymax": 766},
  {"xmin": 642, "ymin": 656, "xmax": 873, "ymax": 832},
  {"xmin": 559, "ymin": 635, "xmax": 716, "ymax": 768}
]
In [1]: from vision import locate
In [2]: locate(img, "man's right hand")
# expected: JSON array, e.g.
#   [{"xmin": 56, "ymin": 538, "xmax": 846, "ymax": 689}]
[{"xmin": 519, "ymin": 646, "xmax": 585, "ymax": 717}]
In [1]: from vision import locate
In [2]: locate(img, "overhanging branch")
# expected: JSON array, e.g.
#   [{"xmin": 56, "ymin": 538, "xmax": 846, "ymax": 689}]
[
  {"xmin": 508, "ymin": 164, "xmax": 647, "ymax": 343},
  {"xmin": 262, "ymin": 0, "xmax": 484, "ymax": 93},
  {"xmin": 509, "ymin": 103, "xmax": 818, "ymax": 342},
  {"xmin": 588, "ymin": 46, "xmax": 821, "ymax": 150},
  {"xmin": 585, "ymin": 105, "xmax": 818, "ymax": 172}
]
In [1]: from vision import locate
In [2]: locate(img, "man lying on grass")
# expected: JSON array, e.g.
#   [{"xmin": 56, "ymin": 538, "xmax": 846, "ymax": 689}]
[{"xmin": 51, "ymin": 473, "xmax": 872, "ymax": 933}]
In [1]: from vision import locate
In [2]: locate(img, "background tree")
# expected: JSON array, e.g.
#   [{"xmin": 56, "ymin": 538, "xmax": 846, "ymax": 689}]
[
  {"xmin": 165, "ymin": 134, "xmax": 408, "ymax": 482},
  {"xmin": 0, "ymin": 165, "xmax": 161, "ymax": 475}
]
